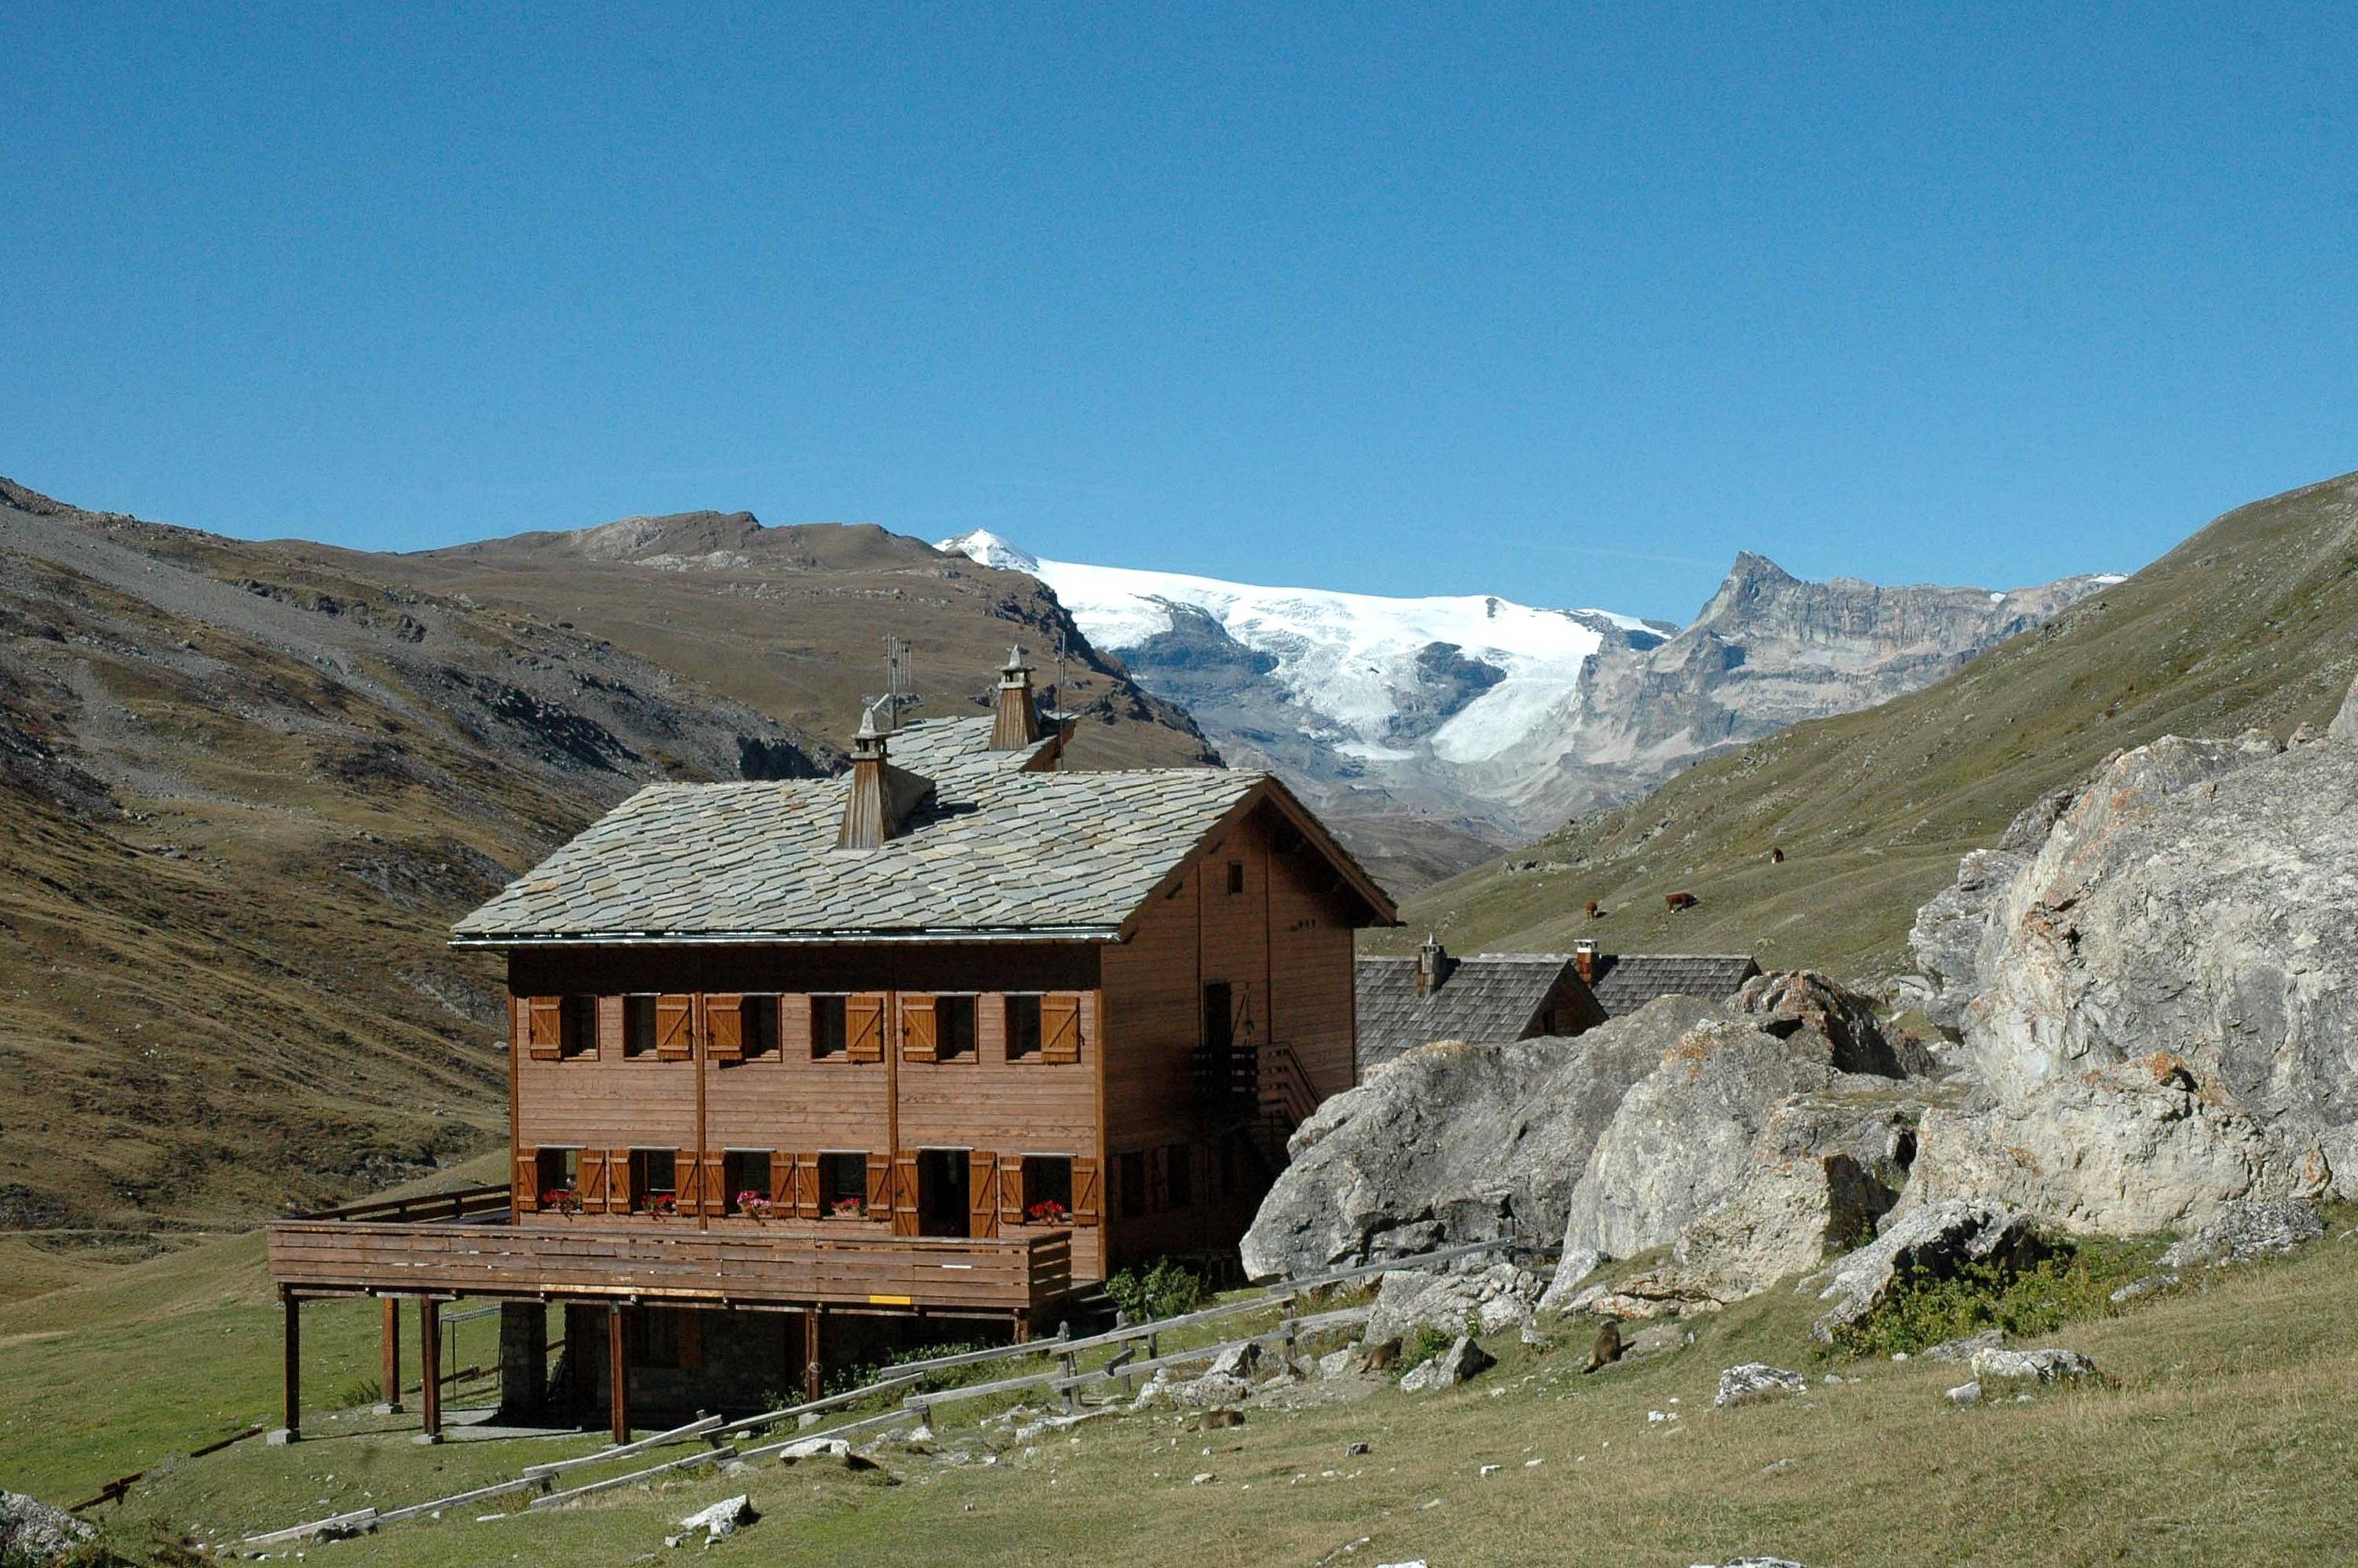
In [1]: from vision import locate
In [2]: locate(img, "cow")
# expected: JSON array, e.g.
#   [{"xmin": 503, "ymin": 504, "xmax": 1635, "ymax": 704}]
[
  {"xmin": 1665, "ymin": 890, "xmax": 1699, "ymax": 912},
  {"xmin": 1584, "ymin": 900, "xmax": 1603, "ymax": 919},
  {"xmin": 1769, "ymin": 845, "xmax": 1785, "ymax": 864}
]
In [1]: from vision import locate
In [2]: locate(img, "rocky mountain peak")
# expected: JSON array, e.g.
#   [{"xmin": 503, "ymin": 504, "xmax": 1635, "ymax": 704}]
[{"xmin": 567, "ymin": 509, "xmax": 768, "ymax": 564}]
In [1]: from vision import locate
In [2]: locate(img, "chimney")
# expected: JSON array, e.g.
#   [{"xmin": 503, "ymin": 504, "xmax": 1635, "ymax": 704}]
[
  {"xmin": 1572, "ymin": 938, "xmax": 1598, "ymax": 986},
  {"xmin": 990, "ymin": 645, "xmax": 1042, "ymax": 751},
  {"xmin": 1416, "ymin": 934, "xmax": 1450, "ymax": 997},
  {"xmin": 836, "ymin": 703, "xmax": 935, "ymax": 850}
]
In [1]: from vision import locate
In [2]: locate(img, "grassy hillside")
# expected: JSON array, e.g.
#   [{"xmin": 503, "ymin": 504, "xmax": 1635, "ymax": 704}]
[
  {"xmin": 10, "ymin": 1195, "xmax": 2358, "ymax": 1563},
  {"xmin": 0, "ymin": 479, "xmax": 1210, "ymax": 1294},
  {"xmin": 1389, "ymin": 469, "xmax": 2358, "ymax": 980}
]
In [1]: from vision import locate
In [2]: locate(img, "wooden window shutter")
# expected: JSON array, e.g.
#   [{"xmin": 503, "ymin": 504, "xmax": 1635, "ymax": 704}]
[
  {"xmin": 796, "ymin": 1155, "xmax": 821, "ymax": 1220},
  {"xmin": 846, "ymin": 994, "xmax": 885, "ymax": 1063},
  {"xmin": 578, "ymin": 1149, "xmax": 608, "ymax": 1214},
  {"xmin": 655, "ymin": 995, "xmax": 695, "ymax": 1060},
  {"xmin": 608, "ymin": 1148, "xmax": 633, "ymax": 1210},
  {"xmin": 1041, "ymin": 993, "xmax": 1082, "ymax": 1064},
  {"xmin": 513, "ymin": 1148, "xmax": 538, "ymax": 1213},
  {"xmin": 866, "ymin": 1151, "xmax": 892, "ymax": 1217},
  {"xmin": 705, "ymin": 994, "xmax": 744, "ymax": 1063},
  {"xmin": 676, "ymin": 1148, "xmax": 700, "ymax": 1213},
  {"xmin": 771, "ymin": 1152, "xmax": 797, "ymax": 1212},
  {"xmin": 1149, "ymin": 1147, "xmax": 1169, "ymax": 1212},
  {"xmin": 1071, "ymin": 1157, "xmax": 1101, "ymax": 1227},
  {"xmin": 701, "ymin": 1153, "xmax": 726, "ymax": 1217},
  {"xmin": 890, "ymin": 1152, "xmax": 920, "ymax": 1237},
  {"xmin": 998, "ymin": 1159, "xmax": 1025, "ymax": 1227},
  {"xmin": 968, "ymin": 1151, "xmax": 1001, "ymax": 1239},
  {"xmin": 900, "ymin": 994, "xmax": 938, "ymax": 1063},
  {"xmin": 526, "ymin": 997, "xmax": 564, "ymax": 1059}
]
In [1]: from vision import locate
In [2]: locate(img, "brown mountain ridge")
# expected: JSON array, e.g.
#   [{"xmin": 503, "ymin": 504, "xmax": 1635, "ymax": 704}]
[{"xmin": 0, "ymin": 477, "xmax": 1210, "ymax": 1298}]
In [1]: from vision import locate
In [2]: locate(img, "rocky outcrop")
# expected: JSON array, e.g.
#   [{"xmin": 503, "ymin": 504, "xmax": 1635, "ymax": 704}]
[
  {"xmin": 1552, "ymin": 975, "xmax": 1933, "ymax": 1295},
  {"xmin": 1399, "ymin": 1335, "xmax": 1494, "ymax": 1393},
  {"xmin": 0, "ymin": 1491, "xmax": 94, "ymax": 1566},
  {"xmin": 1903, "ymin": 1055, "xmax": 2316, "ymax": 1235},
  {"xmin": 1240, "ymin": 996, "xmax": 1717, "ymax": 1279},
  {"xmin": 1364, "ymin": 1262, "xmax": 1547, "ymax": 1346},
  {"xmin": 1902, "ymin": 703, "xmax": 2358, "ymax": 1233},
  {"xmin": 1806, "ymin": 1199, "xmax": 2047, "ymax": 1343},
  {"xmin": 2155, "ymin": 1197, "xmax": 2324, "ymax": 1271},
  {"xmin": 1906, "ymin": 788, "xmax": 2077, "ymax": 1034}
]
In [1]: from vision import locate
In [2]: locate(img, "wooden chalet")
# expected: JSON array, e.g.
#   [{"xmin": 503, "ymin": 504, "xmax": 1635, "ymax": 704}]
[{"xmin": 265, "ymin": 652, "xmax": 1395, "ymax": 1441}]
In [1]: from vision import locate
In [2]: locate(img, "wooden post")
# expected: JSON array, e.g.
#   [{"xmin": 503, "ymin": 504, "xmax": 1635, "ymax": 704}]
[
  {"xmin": 380, "ymin": 1297, "xmax": 404, "ymax": 1414},
  {"xmin": 1056, "ymin": 1320, "xmax": 1078, "ymax": 1414},
  {"xmin": 608, "ymin": 1305, "xmax": 631, "ymax": 1444},
  {"xmin": 801, "ymin": 1307, "xmax": 822, "ymax": 1402},
  {"xmin": 281, "ymin": 1291, "xmax": 302, "ymax": 1441},
  {"xmin": 419, "ymin": 1298, "xmax": 443, "ymax": 1440}
]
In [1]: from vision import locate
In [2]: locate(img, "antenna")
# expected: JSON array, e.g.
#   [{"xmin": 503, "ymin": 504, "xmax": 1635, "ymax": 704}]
[{"xmin": 880, "ymin": 637, "xmax": 922, "ymax": 729}]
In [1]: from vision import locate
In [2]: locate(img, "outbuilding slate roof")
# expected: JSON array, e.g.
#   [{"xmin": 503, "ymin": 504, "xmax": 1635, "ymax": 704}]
[
  {"xmin": 452, "ymin": 716, "xmax": 1390, "ymax": 945},
  {"xmin": 1586, "ymin": 953, "xmax": 1761, "ymax": 1015},
  {"xmin": 1354, "ymin": 954, "xmax": 1575, "ymax": 1070}
]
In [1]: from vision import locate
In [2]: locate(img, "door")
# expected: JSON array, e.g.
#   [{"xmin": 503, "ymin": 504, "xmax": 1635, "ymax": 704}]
[{"xmin": 915, "ymin": 1148, "xmax": 971, "ymax": 1237}]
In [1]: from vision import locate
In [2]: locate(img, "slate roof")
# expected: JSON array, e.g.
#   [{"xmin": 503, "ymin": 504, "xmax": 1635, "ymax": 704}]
[
  {"xmin": 873, "ymin": 716, "xmax": 1058, "ymax": 781},
  {"xmin": 453, "ymin": 716, "xmax": 1390, "ymax": 944},
  {"xmin": 1586, "ymin": 953, "xmax": 1761, "ymax": 1016},
  {"xmin": 1355, "ymin": 954, "xmax": 1577, "ymax": 1070}
]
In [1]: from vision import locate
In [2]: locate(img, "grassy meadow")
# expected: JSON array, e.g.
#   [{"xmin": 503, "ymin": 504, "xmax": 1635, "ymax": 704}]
[{"xmin": 9, "ymin": 1203, "xmax": 2358, "ymax": 1566}]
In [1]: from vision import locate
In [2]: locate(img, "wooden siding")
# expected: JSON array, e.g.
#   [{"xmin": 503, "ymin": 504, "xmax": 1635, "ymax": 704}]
[
  {"xmin": 505, "ymin": 943, "xmax": 1108, "ymax": 1288},
  {"xmin": 1096, "ymin": 800, "xmax": 1361, "ymax": 1268},
  {"xmin": 269, "ymin": 1218, "xmax": 1071, "ymax": 1311}
]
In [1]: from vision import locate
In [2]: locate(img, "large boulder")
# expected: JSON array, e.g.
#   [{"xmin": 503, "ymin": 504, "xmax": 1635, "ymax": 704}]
[
  {"xmin": 1806, "ymin": 1198, "xmax": 2046, "ymax": 1343},
  {"xmin": 1904, "ymin": 718, "xmax": 2358, "ymax": 1228},
  {"xmin": 1906, "ymin": 788, "xmax": 2077, "ymax": 1034},
  {"xmin": 1557, "ymin": 975, "xmax": 1928, "ymax": 1265},
  {"xmin": 1903, "ymin": 1054, "xmax": 2319, "ymax": 1235},
  {"xmin": 1240, "ymin": 996, "xmax": 1716, "ymax": 1278}
]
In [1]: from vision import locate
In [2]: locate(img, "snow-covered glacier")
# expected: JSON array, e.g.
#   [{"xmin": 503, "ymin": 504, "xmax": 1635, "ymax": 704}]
[{"xmin": 938, "ymin": 528, "xmax": 2114, "ymax": 887}]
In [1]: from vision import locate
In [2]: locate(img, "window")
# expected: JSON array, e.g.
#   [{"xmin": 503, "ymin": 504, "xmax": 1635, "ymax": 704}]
[
  {"xmin": 1021, "ymin": 1155, "xmax": 1073, "ymax": 1225},
  {"xmin": 563, "ymin": 995, "xmax": 597, "ymax": 1057},
  {"xmin": 741, "ymin": 996, "xmax": 778, "ymax": 1059},
  {"xmin": 535, "ymin": 1147, "xmax": 581, "ymax": 1206},
  {"xmin": 1226, "ymin": 860, "xmax": 1246, "ymax": 895},
  {"xmin": 935, "ymin": 995, "xmax": 978, "ymax": 1059},
  {"xmin": 722, "ymin": 1151, "xmax": 772, "ymax": 1215},
  {"xmin": 810, "ymin": 995, "xmax": 847, "ymax": 1058},
  {"xmin": 1120, "ymin": 1151, "xmax": 1149, "ymax": 1218},
  {"xmin": 628, "ymin": 1148, "xmax": 677, "ymax": 1214},
  {"xmin": 623, "ymin": 994, "xmax": 658, "ymax": 1058},
  {"xmin": 1005, "ymin": 994, "xmax": 1043, "ymax": 1059},
  {"xmin": 1165, "ymin": 1144, "xmax": 1194, "ymax": 1209},
  {"xmin": 819, "ymin": 1152, "xmax": 869, "ymax": 1218}
]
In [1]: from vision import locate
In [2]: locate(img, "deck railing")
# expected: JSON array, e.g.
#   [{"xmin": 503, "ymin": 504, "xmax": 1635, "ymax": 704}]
[
  {"xmin": 292, "ymin": 1184, "xmax": 513, "ymax": 1225},
  {"xmin": 267, "ymin": 1214, "xmax": 1071, "ymax": 1312}
]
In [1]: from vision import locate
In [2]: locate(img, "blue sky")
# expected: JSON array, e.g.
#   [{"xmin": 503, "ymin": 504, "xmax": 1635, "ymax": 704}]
[{"xmin": 4, "ymin": 4, "xmax": 2352, "ymax": 622}]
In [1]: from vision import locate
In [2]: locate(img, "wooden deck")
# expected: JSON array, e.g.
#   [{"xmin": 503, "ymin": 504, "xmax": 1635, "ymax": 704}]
[{"xmin": 267, "ymin": 1213, "xmax": 1073, "ymax": 1313}]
